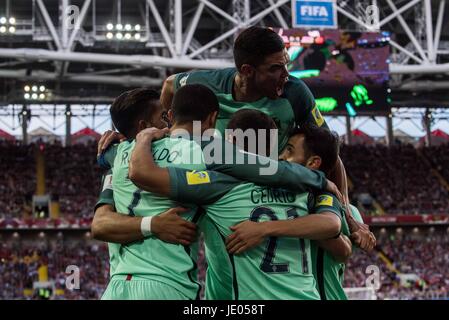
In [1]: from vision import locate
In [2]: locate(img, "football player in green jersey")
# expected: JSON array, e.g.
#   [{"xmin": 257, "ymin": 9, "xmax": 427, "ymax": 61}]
[
  {"xmin": 223, "ymin": 126, "xmax": 375, "ymax": 300},
  {"xmin": 127, "ymin": 121, "xmax": 346, "ymax": 300},
  {"xmin": 97, "ymin": 85, "xmax": 219, "ymax": 300},
  {"xmin": 159, "ymin": 26, "xmax": 353, "ymax": 199},
  {"xmin": 98, "ymin": 28, "xmax": 376, "ymax": 247},
  {"xmin": 94, "ymin": 85, "xmax": 344, "ymax": 249},
  {"xmin": 92, "ymin": 86, "xmax": 340, "ymax": 299}
]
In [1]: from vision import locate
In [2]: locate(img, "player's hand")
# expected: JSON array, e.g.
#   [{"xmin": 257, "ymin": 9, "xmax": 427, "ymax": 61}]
[
  {"xmin": 97, "ymin": 130, "xmax": 126, "ymax": 157},
  {"xmin": 325, "ymin": 179, "xmax": 345, "ymax": 206},
  {"xmin": 136, "ymin": 127, "xmax": 169, "ymax": 143},
  {"xmin": 350, "ymin": 228, "xmax": 376, "ymax": 252},
  {"xmin": 151, "ymin": 207, "xmax": 197, "ymax": 246},
  {"xmin": 226, "ymin": 221, "xmax": 268, "ymax": 255}
]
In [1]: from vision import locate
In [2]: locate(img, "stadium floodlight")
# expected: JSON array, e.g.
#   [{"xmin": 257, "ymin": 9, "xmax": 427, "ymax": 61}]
[
  {"xmin": 24, "ymin": 93, "xmax": 30, "ymax": 99},
  {"xmin": 116, "ymin": 23, "xmax": 123, "ymax": 30},
  {"xmin": 116, "ymin": 32, "xmax": 123, "ymax": 40},
  {"xmin": 39, "ymin": 93, "xmax": 45, "ymax": 100},
  {"xmin": 134, "ymin": 33, "xmax": 141, "ymax": 40},
  {"xmin": 9, "ymin": 17, "xmax": 15, "ymax": 25},
  {"xmin": 8, "ymin": 26, "xmax": 15, "ymax": 33},
  {"xmin": 31, "ymin": 93, "xmax": 38, "ymax": 99},
  {"xmin": 0, "ymin": 26, "xmax": 6, "ymax": 33},
  {"xmin": 24, "ymin": 85, "xmax": 30, "ymax": 92},
  {"xmin": 32, "ymin": 86, "xmax": 38, "ymax": 92},
  {"xmin": 135, "ymin": 24, "xmax": 141, "ymax": 31},
  {"xmin": 106, "ymin": 23, "xmax": 113, "ymax": 30},
  {"xmin": 39, "ymin": 85, "xmax": 45, "ymax": 92},
  {"xmin": 125, "ymin": 24, "xmax": 132, "ymax": 31},
  {"xmin": 0, "ymin": 17, "xmax": 6, "ymax": 24},
  {"xmin": 125, "ymin": 33, "xmax": 131, "ymax": 40},
  {"xmin": 106, "ymin": 32, "xmax": 113, "ymax": 39}
]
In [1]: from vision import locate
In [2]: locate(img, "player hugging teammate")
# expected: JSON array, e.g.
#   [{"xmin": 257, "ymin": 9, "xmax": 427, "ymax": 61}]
[{"xmin": 92, "ymin": 26, "xmax": 376, "ymax": 300}]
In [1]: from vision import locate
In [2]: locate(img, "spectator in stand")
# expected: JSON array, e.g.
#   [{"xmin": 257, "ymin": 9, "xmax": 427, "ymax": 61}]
[{"xmin": 340, "ymin": 143, "xmax": 449, "ymax": 215}]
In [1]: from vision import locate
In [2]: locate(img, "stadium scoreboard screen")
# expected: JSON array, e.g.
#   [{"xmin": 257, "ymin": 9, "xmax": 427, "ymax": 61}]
[{"xmin": 274, "ymin": 28, "xmax": 391, "ymax": 115}]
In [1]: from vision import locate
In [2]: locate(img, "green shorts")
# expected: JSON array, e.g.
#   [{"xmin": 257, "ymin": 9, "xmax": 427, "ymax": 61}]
[{"xmin": 101, "ymin": 277, "xmax": 190, "ymax": 300}]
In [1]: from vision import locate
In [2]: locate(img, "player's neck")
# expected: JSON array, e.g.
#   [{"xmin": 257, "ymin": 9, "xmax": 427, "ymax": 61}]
[
  {"xmin": 233, "ymin": 73, "xmax": 264, "ymax": 102},
  {"xmin": 169, "ymin": 123, "xmax": 213, "ymax": 138},
  {"xmin": 170, "ymin": 123, "xmax": 193, "ymax": 135}
]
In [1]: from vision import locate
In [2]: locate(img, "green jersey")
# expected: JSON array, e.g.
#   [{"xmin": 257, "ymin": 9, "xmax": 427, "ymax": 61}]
[
  {"xmin": 174, "ymin": 68, "xmax": 328, "ymax": 151},
  {"xmin": 311, "ymin": 200, "xmax": 364, "ymax": 300},
  {"xmin": 95, "ymin": 170, "xmax": 120, "ymax": 276},
  {"xmin": 98, "ymin": 137, "xmax": 329, "ymax": 193},
  {"xmin": 110, "ymin": 137, "xmax": 207, "ymax": 299},
  {"xmin": 96, "ymin": 137, "xmax": 331, "ymax": 300},
  {"xmin": 168, "ymin": 167, "xmax": 334, "ymax": 300}
]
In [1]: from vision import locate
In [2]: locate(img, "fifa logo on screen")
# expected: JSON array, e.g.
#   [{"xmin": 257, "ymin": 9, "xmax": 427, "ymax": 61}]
[
  {"xmin": 364, "ymin": 5, "xmax": 380, "ymax": 31},
  {"xmin": 365, "ymin": 265, "xmax": 381, "ymax": 290},
  {"xmin": 300, "ymin": 5, "xmax": 329, "ymax": 17},
  {"xmin": 65, "ymin": 5, "xmax": 80, "ymax": 30},
  {"xmin": 65, "ymin": 265, "xmax": 80, "ymax": 290}
]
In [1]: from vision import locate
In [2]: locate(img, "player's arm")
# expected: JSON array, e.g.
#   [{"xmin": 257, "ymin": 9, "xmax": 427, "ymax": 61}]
[
  {"xmin": 91, "ymin": 170, "xmax": 196, "ymax": 245},
  {"xmin": 317, "ymin": 234, "xmax": 352, "ymax": 264},
  {"xmin": 97, "ymin": 133, "xmax": 124, "ymax": 167},
  {"xmin": 226, "ymin": 211, "xmax": 341, "ymax": 255},
  {"xmin": 311, "ymin": 193, "xmax": 353, "ymax": 262},
  {"xmin": 226, "ymin": 192, "xmax": 343, "ymax": 254},
  {"xmin": 205, "ymin": 139, "xmax": 343, "ymax": 202},
  {"xmin": 92, "ymin": 204, "xmax": 195, "ymax": 245},
  {"xmin": 129, "ymin": 129, "xmax": 239, "ymax": 205}
]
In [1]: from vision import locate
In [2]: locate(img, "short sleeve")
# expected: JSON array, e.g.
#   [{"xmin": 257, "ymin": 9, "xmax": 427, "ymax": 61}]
[
  {"xmin": 94, "ymin": 170, "xmax": 115, "ymax": 211},
  {"xmin": 97, "ymin": 144, "xmax": 118, "ymax": 170},
  {"xmin": 310, "ymin": 192, "xmax": 343, "ymax": 220},
  {"xmin": 168, "ymin": 167, "xmax": 240, "ymax": 205}
]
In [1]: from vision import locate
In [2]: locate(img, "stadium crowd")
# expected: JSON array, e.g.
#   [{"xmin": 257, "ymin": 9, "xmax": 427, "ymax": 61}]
[
  {"xmin": 0, "ymin": 141, "xmax": 35, "ymax": 219},
  {"xmin": 340, "ymin": 143, "xmax": 449, "ymax": 215},
  {"xmin": 2, "ymin": 140, "xmax": 449, "ymax": 218},
  {"xmin": 44, "ymin": 141, "xmax": 102, "ymax": 219},
  {"xmin": 0, "ymin": 228, "xmax": 448, "ymax": 300},
  {"xmin": 0, "ymin": 235, "xmax": 108, "ymax": 299},
  {"xmin": 344, "ymin": 228, "xmax": 449, "ymax": 300}
]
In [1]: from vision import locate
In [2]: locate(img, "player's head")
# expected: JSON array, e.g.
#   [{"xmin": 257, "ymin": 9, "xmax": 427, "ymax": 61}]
[
  {"xmin": 168, "ymin": 84, "xmax": 219, "ymax": 133},
  {"xmin": 110, "ymin": 88, "xmax": 166, "ymax": 139},
  {"xmin": 226, "ymin": 109, "xmax": 277, "ymax": 156},
  {"xmin": 279, "ymin": 125, "xmax": 340, "ymax": 175},
  {"xmin": 234, "ymin": 26, "xmax": 289, "ymax": 99}
]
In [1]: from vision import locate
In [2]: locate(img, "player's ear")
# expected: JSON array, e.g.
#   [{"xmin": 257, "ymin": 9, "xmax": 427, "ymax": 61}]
[
  {"xmin": 209, "ymin": 111, "xmax": 218, "ymax": 128},
  {"xmin": 306, "ymin": 156, "xmax": 321, "ymax": 171},
  {"xmin": 240, "ymin": 64, "xmax": 255, "ymax": 78},
  {"xmin": 137, "ymin": 119, "xmax": 148, "ymax": 132},
  {"xmin": 167, "ymin": 109, "xmax": 174, "ymax": 123}
]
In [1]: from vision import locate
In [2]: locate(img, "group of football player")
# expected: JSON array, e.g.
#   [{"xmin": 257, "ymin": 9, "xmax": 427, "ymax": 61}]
[{"xmin": 91, "ymin": 26, "xmax": 376, "ymax": 300}]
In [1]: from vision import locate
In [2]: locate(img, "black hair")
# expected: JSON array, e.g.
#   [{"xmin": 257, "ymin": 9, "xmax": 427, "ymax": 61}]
[
  {"xmin": 172, "ymin": 84, "xmax": 219, "ymax": 124},
  {"xmin": 233, "ymin": 26, "xmax": 285, "ymax": 70},
  {"xmin": 110, "ymin": 88, "xmax": 160, "ymax": 138},
  {"xmin": 290, "ymin": 125, "xmax": 340, "ymax": 175},
  {"xmin": 227, "ymin": 109, "xmax": 277, "ymax": 155}
]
